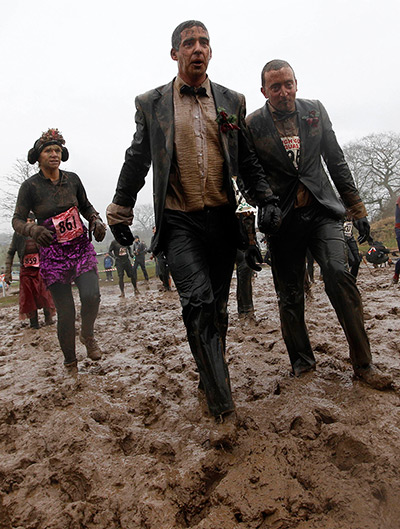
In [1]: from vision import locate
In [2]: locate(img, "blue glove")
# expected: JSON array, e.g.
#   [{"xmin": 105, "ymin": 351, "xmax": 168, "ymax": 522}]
[{"xmin": 110, "ymin": 223, "xmax": 134, "ymax": 246}]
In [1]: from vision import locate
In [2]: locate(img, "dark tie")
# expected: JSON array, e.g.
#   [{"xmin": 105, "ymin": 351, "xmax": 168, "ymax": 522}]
[{"xmin": 180, "ymin": 85, "xmax": 207, "ymax": 97}]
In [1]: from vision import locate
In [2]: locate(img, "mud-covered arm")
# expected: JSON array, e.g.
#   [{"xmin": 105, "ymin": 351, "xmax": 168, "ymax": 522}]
[
  {"xmin": 236, "ymin": 96, "xmax": 275, "ymax": 207},
  {"xmin": 110, "ymin": 98, "xmax": 152, "ymax": 218},
  {"xmin": 4, "ymin": 233, "xmax": 18, "ymax": 282},
  {"xmin": 12, "ymin": 182, "xmax": 34, "ymax": 237},
  {"xmin": 319, "ymin": 101, "xmax": 367, "ymax": 220}
]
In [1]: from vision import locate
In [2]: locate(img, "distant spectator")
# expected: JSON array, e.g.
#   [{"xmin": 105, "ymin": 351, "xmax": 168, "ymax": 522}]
[
  {"xmin": 391, "ymin": 196, "xmax": 400, "ymax": 285},
  {"xmin": 103, "ymin": 253, "xmax": 114, "ymax": 281}
]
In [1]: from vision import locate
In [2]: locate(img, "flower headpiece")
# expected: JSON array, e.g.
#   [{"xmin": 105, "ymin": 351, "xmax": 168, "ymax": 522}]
[{"xmin": 37, "ymin": 128, "xmax": 66, "ymax": 150}]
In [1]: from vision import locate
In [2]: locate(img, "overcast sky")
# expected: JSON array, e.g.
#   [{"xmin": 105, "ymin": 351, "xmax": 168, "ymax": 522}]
[{"xmin": 1, "ymin": 0, "xmax": 399, "ymax": 231}]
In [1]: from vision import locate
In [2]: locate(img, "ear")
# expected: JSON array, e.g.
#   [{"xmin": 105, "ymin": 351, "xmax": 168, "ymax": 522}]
[
  {"xmin": 27, "ymin": 147, "xmax": 38, "ymax": 165},
  {"xmin": 61, "ymin": 147, "xmax": 69, "ymax": 162},
  {"xmin": 170, "ymin": 48, "xmax": 178, "ymax": 61},
  {"xmin": 261, "ymin": 86, "xmax": 268, "ymax": 99}
]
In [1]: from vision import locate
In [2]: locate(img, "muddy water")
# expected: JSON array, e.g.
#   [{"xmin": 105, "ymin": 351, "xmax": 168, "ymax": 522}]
[{"xmin": 0, "ymin": 264, "xmax": 399, "ymax": 528}]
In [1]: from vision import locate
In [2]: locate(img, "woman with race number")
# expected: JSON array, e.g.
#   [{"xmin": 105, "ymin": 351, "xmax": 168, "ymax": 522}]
[
  {"xmin": 5, "ymin": 213, "xmax": 56, "ymax": 329},
  {"xmin": 12, "ymin": 128, "xmax": 106, "ymax": 372}
]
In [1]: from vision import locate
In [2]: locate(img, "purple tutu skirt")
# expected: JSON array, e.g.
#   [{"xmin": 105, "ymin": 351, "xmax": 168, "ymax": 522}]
[{"xmin": 39, "ymin": 216, "xmax": 98, "ymax": 287}]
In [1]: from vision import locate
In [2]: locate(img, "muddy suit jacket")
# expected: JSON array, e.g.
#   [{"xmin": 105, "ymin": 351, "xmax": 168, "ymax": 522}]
[
  {"xmin": 112, "ymin": 78, "xmax": 274, "ymax": 254},
  {"xmin": 245, "ymin": 99, "xmax": 367, "ymax": 221}
]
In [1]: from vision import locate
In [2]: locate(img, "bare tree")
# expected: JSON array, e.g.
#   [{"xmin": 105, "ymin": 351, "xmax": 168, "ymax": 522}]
[
  {"xmin": 343, "ymin": 132, "xmax": 400, "ymax": 219},
  {"xmin": 132, "ymin": 203, "xmax": 155, "ymax": 232},
  {"xmin": 1, "ymin": 159, "xmax": 38, "ymax": 222}
]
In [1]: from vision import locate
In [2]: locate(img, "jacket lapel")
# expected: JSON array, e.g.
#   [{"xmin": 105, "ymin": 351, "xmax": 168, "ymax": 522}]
[
  {"xmin": 210, "ymin": 82, "xmax": 231, "ymax": 162},
  {"xmin": 263, "ymin": 103, "xmax": 298, "ymax": 174},
  {"xmin": 296, "ymin": 100, "xmax": 308, "ymax": 172},
  {"xmin": 154, "ymin": 80, "xmax": 175, "ymax": 160}
]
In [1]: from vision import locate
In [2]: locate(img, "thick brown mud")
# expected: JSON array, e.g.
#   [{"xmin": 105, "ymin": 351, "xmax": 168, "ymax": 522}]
[{"xmin": 0, "ymin": 264, "xmax": 399, "ymax": 528}]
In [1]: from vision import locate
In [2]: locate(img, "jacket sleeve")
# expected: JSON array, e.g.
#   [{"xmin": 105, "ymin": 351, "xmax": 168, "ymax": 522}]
[
  {"xmin": 112, "ymin": 97, "xmax": 152, "ymax": 208},
  {"xmin": 5, "ymin": 233, "xmax": 18, "ymax": 275},
  {"xmin": 319, "ymin": 101, "xmax": 367, "ymax": 219},
  {"xmin": 12, "ymin": 181, "xmax": 34, "ymax": 237},
  {"xmin": 236, "ymin": 96, "xmax": 275, "ymax": 207}
]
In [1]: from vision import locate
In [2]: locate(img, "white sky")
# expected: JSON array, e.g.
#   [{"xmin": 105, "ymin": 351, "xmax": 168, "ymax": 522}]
[{"xmin": 1, "ymin": 0, "xmax": 399, "ymax": 231}]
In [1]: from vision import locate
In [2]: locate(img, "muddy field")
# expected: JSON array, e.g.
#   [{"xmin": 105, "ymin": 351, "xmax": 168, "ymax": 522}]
[{"xmin": 0, "ymin": 262, "xmax": 399, "ymax": 529}]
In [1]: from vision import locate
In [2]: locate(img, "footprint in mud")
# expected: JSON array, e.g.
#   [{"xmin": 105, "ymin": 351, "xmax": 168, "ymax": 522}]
[
  {"xmin": 50, "ymin": 469, "xmax": 92, "ymax": 502},
  {"xmin": 325, "ymin": 429, "xmax": 373, "ymax": 471}
]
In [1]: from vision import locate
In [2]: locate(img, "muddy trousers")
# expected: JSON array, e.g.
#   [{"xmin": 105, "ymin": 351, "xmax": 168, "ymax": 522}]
[
  {"xmin": 346, "ymin": 237, "xmax": 362, "ymax": 278},
  {"xmin": 132, "ymin": 257, "xmax": 149, "ymax": 282},
  {"xmin": 269, "ymin": 206, "xmax": 372, "ymax": 373},
  {"xmin": 116, "ymin": 258, "xmax": 136, "ymax": 292},
  {"xmin": 163, "ymin": 208, "xmax": 237, "ymax": 417},
  {"xmin": 49, "ymin": 271, "xmax": 100, "ymax": 364},
  {"xmin": 235, "ymin": 249, "xmax": 254, "ymax": 314}
]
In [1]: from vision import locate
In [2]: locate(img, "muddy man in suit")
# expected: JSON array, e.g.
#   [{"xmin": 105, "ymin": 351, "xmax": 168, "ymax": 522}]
[
  {"xmin": 107, "ymin": 21, "xmax": 280, "ymax": 420},
  {"xmin": 246, "ymin": 59, "xmax": 392, "ymax": 389}
]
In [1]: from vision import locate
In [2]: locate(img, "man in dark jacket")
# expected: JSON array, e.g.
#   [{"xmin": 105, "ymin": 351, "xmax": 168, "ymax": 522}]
[
  {"xmin": 108, "ymin": 238, "xmax": 137, "ymax": 297},
  {"xmin": 106, "ymin": 20, "xmax": 280, "ymax": 420},
  {"xmin": 132, "ymin": 235, "xmax": 149, "ymax": 289},
  {"xmin": 246, "ymin": 59, "xmax": 391, "ymax": 389}
]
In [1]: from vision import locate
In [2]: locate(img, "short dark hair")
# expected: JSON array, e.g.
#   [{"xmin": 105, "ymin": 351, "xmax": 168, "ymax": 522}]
[
  {"xmin": 171, "ymin": 20, "xmax": 208, "ymax": 50},
  {"xmin": 261, "ymin": 60, "xmax": 295, "ymax": 87}
]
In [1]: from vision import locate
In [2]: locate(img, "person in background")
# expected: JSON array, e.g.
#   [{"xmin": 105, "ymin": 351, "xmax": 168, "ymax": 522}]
[
  {"xmin": 132, "ymin": 235, "xmax": 150, "ymax": 290},
  {"xmin": 344, "ymin": 215, "xmax": 362, "ymax": 279},
  {"xmin": 246, "ymin": 59, "xmax": 392, "ymax": 389},
  {"xmin": 12, "ymin": 128, "xmax": 106, "ymax": 372},
  {"xmin": 103, "ymin": 252, "xmax": 114, "ymax": 281},
  {"xmin": 5, "ymin": 213, "xmax": 56, "ymax": 328},
  {"xmin": 391, "ymin": 196, "xmax": 400, "ymax": 285},
  {"xmin": 235, "ymin": 249, "xmax": 255, "ymax": 321},
  {"xmin": 109, "ymin": 238, "xmax": 137, "ymax": 297}
]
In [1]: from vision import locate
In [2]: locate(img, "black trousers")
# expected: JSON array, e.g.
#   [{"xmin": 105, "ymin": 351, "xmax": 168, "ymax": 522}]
[
  {"xmin": 346, "ymin": 236, "xmax": 362, "ymax": 278},
  {"xmin": 157, "ymin": 253, "xmax": 170, "ymax": 289},
  {"xmin": 132, "ymin": 256, "xmax": 149, "ymax": 282},
  {"xmin": 116, "ymin": 257, "xmax": 136, "ymax": 291},
  {"xmin": 49, "ymin": 270, "xmax": 100, "ymax": 364},
  {"xmin": 269, "ymin": 205, "xmax": 372, "ymax": 373},
  {"xmin": 235, "ymin": 249, "xmax": 254, "ymax": 314},
  {"xmin": 163, "ymin": 207, "xmax": 237, "ymax": 417}
]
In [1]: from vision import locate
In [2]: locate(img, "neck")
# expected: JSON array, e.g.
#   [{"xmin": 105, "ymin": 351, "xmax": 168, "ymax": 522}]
[
  {"xmin": 179, "ymin": 73, "xmax": 207, "ymax": 87},
  {"xmin": 41, "ymin": 168, "xmax": 60, "ymax": 181}
]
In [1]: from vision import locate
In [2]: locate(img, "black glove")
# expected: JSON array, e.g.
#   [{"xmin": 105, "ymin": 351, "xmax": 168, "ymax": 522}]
[
  {"xmin": 110, "ymin": 223, "xmax": 134, "ymax": 246},
  {"xmin": 353, "ymin": 217, "xmax": 371, "ymax": 244},
  {"xmin": 29, "ymin": 224, "xmax": 53, "ymax": 247},
  {"xmin": 258, "ymin": 199, "xmax": 282, "ymax": 235},
  {"xmin": 89, "ymin": 217, "xmax": 107, "ymax": 242},
  {"xmin": 245, "ymin": 244, "xmax": 263, "ymax": 272}
]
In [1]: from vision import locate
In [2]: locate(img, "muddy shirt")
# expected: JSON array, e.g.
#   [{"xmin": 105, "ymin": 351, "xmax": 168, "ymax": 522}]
[
  {"xmin": 12, "ymin": 170, "xmax": 98, "ymax": 235},
  {"xmin": 109, "ymin": 239, "xmax": 133, "ymax": 262}
]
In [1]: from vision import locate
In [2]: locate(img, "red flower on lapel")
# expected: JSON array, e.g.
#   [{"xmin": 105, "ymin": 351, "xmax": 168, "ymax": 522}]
[
  {"xmin": 302, "ymin": 109, "xmax": 320, "ymax": 127},
  {"xmin": 216, "ymin": 107, "xmax": 240, "ymax": 133}
]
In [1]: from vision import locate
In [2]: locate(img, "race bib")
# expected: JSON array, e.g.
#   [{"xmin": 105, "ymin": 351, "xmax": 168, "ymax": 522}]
[
  {"xmin": 52, "ymin": 206, "xmax": 84, "ymax": 243},
  {"xmin": 343, "ymin": 221, "xmax": 353, "ymax": 238},
  {"xmin": 23, "ymin": 253, "xmax": 40, "ymax": 268},
  {"xmin": 281, "ymin": 135, "xmax": 301, "ymax": 169}
]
